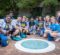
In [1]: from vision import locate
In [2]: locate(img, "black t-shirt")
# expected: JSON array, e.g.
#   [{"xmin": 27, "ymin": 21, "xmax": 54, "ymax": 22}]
[
  {"xmin": 29, "ymin": 21, "xmax": 35, "ymax": 27},
  {"xmin": 21, "ymin": 22, "xmax": 27, "ymax": 27}
]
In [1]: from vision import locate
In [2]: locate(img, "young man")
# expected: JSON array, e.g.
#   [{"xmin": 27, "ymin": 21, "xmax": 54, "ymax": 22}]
[
  {"xmin": 14, "ymin": 16, "xmax": 29, "ymax": 39},
  {"xmin": 20, "ymin": 16, "xmax": 29, "ymax": 38},
  {"xmin": 34, "ymin": 17, "xmax": 39, "ymax": 26},
  {"xmin": 37, "ymin": 17, "xmax": 44, "ymax": 36},
  {"xmin": 29, "ymin": 17, "xmax": 36, "ymax": 34},
  {"xmin": 0, "ymin": 15, "xmax": 15, "ymax": 46},
  {"xmin": 11, "ymin": 16, "xmax": 22, "ymax": 41}
]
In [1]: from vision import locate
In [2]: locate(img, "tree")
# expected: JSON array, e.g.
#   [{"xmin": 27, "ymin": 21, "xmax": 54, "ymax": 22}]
[
  {"xmin": 0, "ymin": 0, "xmax": 18, "ymax": 16},
  {"xmin": 0, "ymin": 0, "xmax": 59, "ymax": 16},
  {"xmin": 42, "ymin": 0, "xmax": 59, "ymax": 16},
  {"xmin": 0, "ymin": 0, "xmax": 41, "ymax": 16},
  {"xmin": 16, "ymin": 0, "xmax": 41, "ymax": 9},
  {"xmin": 0, "ymin": 0, "xmax": 10, "ymax": 16},
  {"xmin": 42, "ymin": 0, "xmax": 58, "ymax": 7}
]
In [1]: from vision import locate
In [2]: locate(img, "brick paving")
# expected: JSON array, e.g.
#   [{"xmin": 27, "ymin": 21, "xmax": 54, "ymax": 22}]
[{"xmin": 0, "ymin": 35, "xmax": 60, "ymax": 55}]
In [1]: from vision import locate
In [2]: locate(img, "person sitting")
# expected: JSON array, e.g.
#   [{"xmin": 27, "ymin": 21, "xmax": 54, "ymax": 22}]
[
  {"xmin": 11, "ymin": 16, "xmax": 22, "ymax": 41},
  {"xmin": 29, "ymin": 17, "xmax": 36, "ymax": 34},
  {"xmin": 20, "ymin": 16, "xmax": 29, "ymax": 38},
  {"xmin": 44, "ymin": 16, "xmax": 58, "ymax": 41},
  {"xmin": 37, "ymin": 16, "xmax": 44, "ymax": 37},
  {"xmin": 50, "ymin": 17, "xmax": 60, "ymax": 41},
  {"xmin": 0, "ymin": 15, "xmax": 15, "ymax": 46}
]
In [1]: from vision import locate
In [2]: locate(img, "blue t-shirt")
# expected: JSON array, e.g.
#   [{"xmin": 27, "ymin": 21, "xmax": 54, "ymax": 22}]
[
  {"xmin": 56, "ymin": 24, "xmax": 60, "ymax": 32},
  {"xmin": 49, "ymin": 23, "xmax": 58, "ymax": 31},
  {"xmin": 34, "ymin": 20, "xmax": 39, "ymax": 25}
]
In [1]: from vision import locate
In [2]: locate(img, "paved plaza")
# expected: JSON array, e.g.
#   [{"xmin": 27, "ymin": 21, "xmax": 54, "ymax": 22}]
[{"xmin": 0, "ymin": 35, "xmax": 60, "ymax": 55}]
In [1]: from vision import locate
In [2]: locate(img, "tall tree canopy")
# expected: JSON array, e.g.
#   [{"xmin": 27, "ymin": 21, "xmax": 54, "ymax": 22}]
[
  {"xmin": 0, "ymin": 0, "xmax": 59, "ymax": 16},
  {"xmin": 42, "ymin": 0, "xmax": 58, "ymax": 7},
  {"xmin": 0, "ymin": 0, "xmax": 41, "ymax": 16},
  {"xmin": 16, "ymin": 0, "xmax": 41, "ymax": 9}
]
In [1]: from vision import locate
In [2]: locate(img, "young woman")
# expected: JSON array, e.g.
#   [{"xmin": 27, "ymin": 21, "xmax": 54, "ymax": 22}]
[
  {"xmin": 44, "ymin": 15, "xmax": 51, "ymax": 38},
  {"xmin": 44, "ymin": 16, "xmax": 57, "ymax": 41},
  {"xmin": 50, "ymin": 17, "xmax": 60, "ymax": 41},
  {"xmin": 44, "ymin": 15, "xmax": 51, "ymax": 29}
]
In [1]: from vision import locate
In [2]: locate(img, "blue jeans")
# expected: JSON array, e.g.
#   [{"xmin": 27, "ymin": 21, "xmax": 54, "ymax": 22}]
[
  {"xmin": 29, "ymin": 26, "xmax": 36, "ymax": 34},
  {"xmin": 37, "ymin": 28, "xmax": 45, "ymax": 36},
  {"xmin": 47, "ymin": 33, "xmax": 54, "ymax": 41}
]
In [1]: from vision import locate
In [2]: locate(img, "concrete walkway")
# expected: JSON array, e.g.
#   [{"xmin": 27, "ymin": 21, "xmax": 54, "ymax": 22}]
[{"xmin": 0, "ymin": 35, "xmax": 60, "ymax": 55}]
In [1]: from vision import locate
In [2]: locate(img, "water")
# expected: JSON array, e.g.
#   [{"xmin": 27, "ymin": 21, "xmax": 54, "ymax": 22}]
[{"xmin": 21, "ymin": 40, "xmax": 48, "ymax": 49}]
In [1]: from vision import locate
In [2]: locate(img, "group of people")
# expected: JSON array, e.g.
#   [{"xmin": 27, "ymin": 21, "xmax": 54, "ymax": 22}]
[{"xmin": 0, "ymin": 11, "xmax": 60, "ymax": 47}]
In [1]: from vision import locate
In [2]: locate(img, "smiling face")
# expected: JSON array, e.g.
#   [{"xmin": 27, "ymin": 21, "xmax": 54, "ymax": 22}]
[
  {"xmin": 57, "ymin": 11, "xmax": 60, "ymax": 17},
  {"xmin": 22, "ymin": 17, "xmax": 26, "ymax": 22},
  {"xmin": 50, "ymin": 16, "xmax": 56, "ymax": 23},
  {"xmin": 45, "ymin": 16, "xmax": 50, "ymax": 22},
  {"xmin": 26, "ymin": 18, "xmax": 29, "ymax": 21},
  {"xmin": 5, "ymin": 15, "xmax": 11, "ymax": 23},
  {"xmin": 38, "ymin": 17, "xmax": 42, "ymax": 21},
  {"xmin": 30, "ymin": 18, "xmax": 34, "ymax": 21},
  {"xmin": 17, "ymin": 17, "xmax": 22, "ymax": 22}
]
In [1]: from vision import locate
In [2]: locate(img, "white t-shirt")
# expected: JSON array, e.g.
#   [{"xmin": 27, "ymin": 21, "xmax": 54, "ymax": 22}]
[{"xmin": 0, "ymin": 19, "xmax": 16, "ymax": 33}]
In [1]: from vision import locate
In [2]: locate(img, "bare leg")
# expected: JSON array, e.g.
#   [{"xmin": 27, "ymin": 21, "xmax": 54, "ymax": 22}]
[
  {"xmin": 50, "ymin": 32, "xmax": 57, "ymax": 37},
  {"xmin": 44, "ymin": 33, "xmax": 48, "ymax": 38},
  {"xmin": 12, "ymin": 29, "xmax": 19, "ymax": 36}
]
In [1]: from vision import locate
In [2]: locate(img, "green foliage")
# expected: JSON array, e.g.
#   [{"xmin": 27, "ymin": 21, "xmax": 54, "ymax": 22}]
[
  {"xmin": 0, "ymin": 0, "xmax": 41, "ymax": 16},
  {"xmin": 0, "ymin": 0, "xmax": 10, "ymax": 9},
  {"xmin": 0, "ymin": 0, "xmax": 59, "ymax": 16},
  {"xmin": 42, "ymin": 0, "xmax": 58, "ymax": 7},
  {"xmin": 16, "ymin": 0, "xmax": 41, "ymax": 9},
  {"xmin": 0, "ymin": 0, "xmax": 11, "ymax": 16}
]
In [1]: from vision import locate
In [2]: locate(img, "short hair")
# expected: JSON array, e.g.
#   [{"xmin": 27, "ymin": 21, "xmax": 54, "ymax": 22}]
[{"xmin": 57, "ymin": 17, "xmax": 60, "ymax": 23}]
